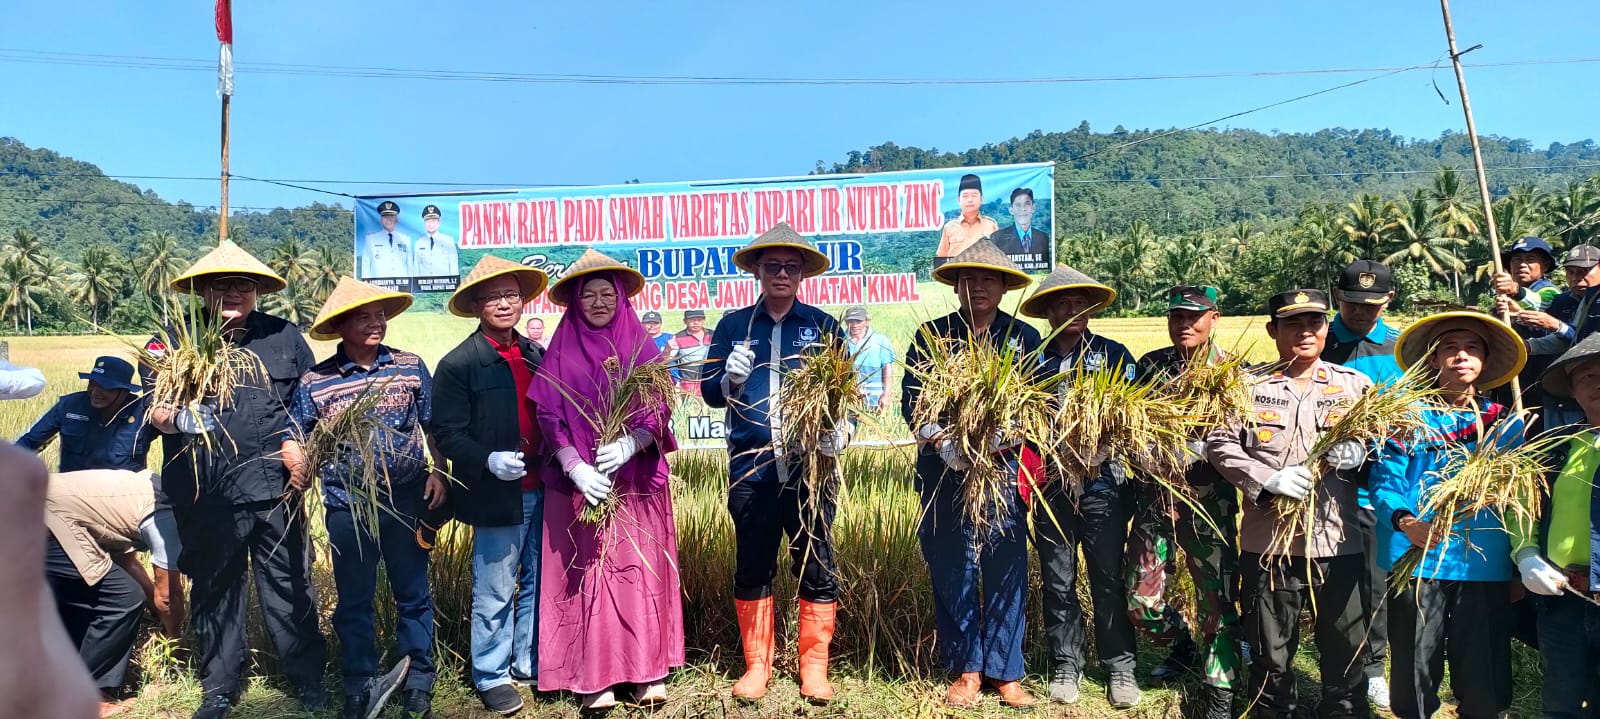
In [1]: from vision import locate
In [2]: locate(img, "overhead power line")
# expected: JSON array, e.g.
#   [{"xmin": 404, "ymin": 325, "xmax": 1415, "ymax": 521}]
[{"xmin": 1, "ymin": 47, "xmax": 1597, "ymax": 87}]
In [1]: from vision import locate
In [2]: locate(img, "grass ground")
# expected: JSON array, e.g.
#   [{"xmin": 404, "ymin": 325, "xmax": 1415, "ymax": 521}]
[{"xmin": 1, "ymin": 308, "xmax": 1540, "ymax": 719}]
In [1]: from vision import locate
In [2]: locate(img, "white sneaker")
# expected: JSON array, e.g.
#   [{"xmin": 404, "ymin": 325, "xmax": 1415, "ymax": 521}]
[
  {"xmin": 636, "ymin": 681, "xmax": 667, "ymax": 704},
  {"xmin": 581, "ymin": 688, "xmax": 617, "ymax": 710},
  {"xmin": 1367, "ymin": 676, "xmax": 1391, "ymax": 709}
]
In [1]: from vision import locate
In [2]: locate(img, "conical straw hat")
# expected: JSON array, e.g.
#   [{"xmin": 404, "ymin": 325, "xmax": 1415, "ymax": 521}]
[
  {"xmin": 309, "ymin": 277, "xmax": 414, "ymax": 341},
  {"xmin": 448, "ymin": 255, "xmax": 549, "ymax": 318},
  {"xmin": 1021, "ymin": 264, "xmax": 1117, "ymax": 319},
  {"xmin": 170, "ymin": 239, "xmax": 287, "ymax": 295},
  {"xmin": 1396, "ymin": 310, "xmax": 1527, "ymax": 391},
  {"xmin": 547, "ymin": 249, "xmax": 646, "ymax": 307},
  {"xmin": 931, "ymin": 238, "xmax": 1030, "ymax": 291},
  {"xmin": 732, "ymin": 222, "xmax": 830, "ymax": 278}
]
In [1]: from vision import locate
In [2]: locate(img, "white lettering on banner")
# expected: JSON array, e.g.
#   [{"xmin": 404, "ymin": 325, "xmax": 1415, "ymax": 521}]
[{"xmin": 687, "ymin": 415, "xmax": 727, "ymax": 440}]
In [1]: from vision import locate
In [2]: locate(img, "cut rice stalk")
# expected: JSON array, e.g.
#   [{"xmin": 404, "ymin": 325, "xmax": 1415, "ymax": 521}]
[
  {"xmin": 294, "ymin": 376, "xmax": 416, "ymax": 540},
  {"xmin": 577, "ymin": 354, "xmax": 677, "ymax": 525},
  {"xmin": 127, "ymin": 297, "xmax": 267, "ymax": 463},
  {"xmin": 774, "ymin": 334, "xmax": 865, "ymax": 505},
  {"xmin": 906, "ymin": 328, "xmax": 1055, "ymax": 543},
  {"xmin": 1390, "ymin": 411, "xmax": 1561, "ymax": 592}
]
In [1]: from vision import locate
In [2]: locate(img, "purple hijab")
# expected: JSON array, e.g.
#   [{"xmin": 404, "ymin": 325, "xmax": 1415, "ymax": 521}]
[{"xmin": 527, "ymin": 272, "xmax": 676, "ymax": 492}]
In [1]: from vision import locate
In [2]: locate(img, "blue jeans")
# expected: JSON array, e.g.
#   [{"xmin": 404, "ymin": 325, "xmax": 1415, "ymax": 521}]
[
  {"xmin": 326, "ymin": 503, "xmax": 436, "ymax": 696},
  {"xmin": 1535, "ymin": 592, "xmax": 1600, "ymax": 719},
  {"xmin": 470, "ymin": 489, "xmax": 543, "ymax": 691}
]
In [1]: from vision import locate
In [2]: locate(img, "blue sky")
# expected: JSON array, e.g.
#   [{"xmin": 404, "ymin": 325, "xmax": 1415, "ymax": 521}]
[{"xmin": 2, "ymin": 0, "xmax": 1596, "ymax": 210}]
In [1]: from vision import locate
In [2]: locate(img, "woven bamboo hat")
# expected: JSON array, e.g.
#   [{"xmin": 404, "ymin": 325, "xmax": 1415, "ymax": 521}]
[
  {"xmin": 732, "ymin": 222, "xmax": 830, "ymax": 278},
  {"xmin": 932, "ymin": 238, "xmax": 1031, "ymax": 291},
  {"xmin": 547, "ymin": 249, "xmax": 646, "ymax": 307},
  {"xmin": 170, "ymin": 240, "xmax": 287, "ymax": 295},
  {"xmin": 448, "ymin": 255, "xmax": 549, "ymax": 318},
  {"xmin": 1021, "ymin": 264, "xmax": 1117, "ymax": 319},
  {"xmin": 1396, "ymin": 310, "xmax": 1527, "ymax": 391},
  {"xmin": 309, "ymin": 277, "xmax": 414, "ymax": 341},
  {"xmin": 1542, "ymin": 331, "xmax": 1600, "ymax": 398}
]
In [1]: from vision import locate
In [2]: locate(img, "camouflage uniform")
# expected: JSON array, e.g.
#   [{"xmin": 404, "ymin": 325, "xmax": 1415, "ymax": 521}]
[{"xmin": 1125, "ymin": 345, "xmax": 1243, "ymax": 689}]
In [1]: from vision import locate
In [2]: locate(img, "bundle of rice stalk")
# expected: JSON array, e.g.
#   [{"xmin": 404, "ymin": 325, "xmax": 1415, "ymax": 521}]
[
  {"xmin": 580, "ymin": 355, "xmax": 677, "ymax": 525},
  {"xmin": 1051, "ymin": 365, "xmax": 1211, "ymax": 527},
  {"xmin": 295, "ymin": 377, "xmax": 415, "ymax": 539},
  {"xmin": 132, "ymin": 297, "xmax": 265, "ymax": 448},
  {"xmin": 1166, "ymin": 348, "xmax": 1255, "ymax": 439},
  {"xmin": 907, "ymin": 330, "xmax": 1054, "ymax": 541},
  {"xmin": 774, "ymin": 334, "xmax": 865, "ymax": 504},
  {"xmin": 1389, "ymin": 414, "xmax": 1561, "ymax": 591},
  {"xmin": 1265, "ymin": 362, "xmax": 1444, "ymax": 560}
]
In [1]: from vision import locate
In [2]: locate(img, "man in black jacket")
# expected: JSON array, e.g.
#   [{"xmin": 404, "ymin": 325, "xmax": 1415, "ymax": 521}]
[
  {"xmin": 430, "ymin": 255, "xmax": 548, "ymax": 716},
  {"xmin": 147, "ymin": 241, "xmax": 326, "ymax": 719}
]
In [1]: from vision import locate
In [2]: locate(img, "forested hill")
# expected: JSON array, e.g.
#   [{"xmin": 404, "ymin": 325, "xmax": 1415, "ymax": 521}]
[
  {"xmin": 0, "ymin": 137, "xmax": 351, "ymax": 261},
  {"xmin": 819, "ymin": 125, "xmax": 1600, "ymax": 236},
  {"xmin": 2, "ymin": 126, "xmax": 1598, "ymax": 260}
]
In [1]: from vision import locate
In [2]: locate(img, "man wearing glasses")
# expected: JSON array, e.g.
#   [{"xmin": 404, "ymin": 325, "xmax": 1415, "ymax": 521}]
[
  {"xmin": 990, "ymin": 187, "xmax": 1049, "ymax": 272},
  {"xmin": 702, "ymin": 223, "xmax": 847, "ymax": 704},
  {"xmin": 146, "ymin": 241, "xmax": 327, "ymax": 719},
  {"xmin": 431, "ymin": 256, "xmax": 549, "ymax": 716}
]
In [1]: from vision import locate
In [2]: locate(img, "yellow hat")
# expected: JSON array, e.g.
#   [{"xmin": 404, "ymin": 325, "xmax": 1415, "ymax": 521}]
[
  {"xmin": 170, "ymin": 240, "xmax": 287, "ymax": 295},
  {"xmin": 1021, "ymin": 264, "xmax": 1116, "ymax": 319},
  {"xmin": 732, "ymin": 222, "xmax": 830, "ymax": 278},
  {"xmin": 931, "ymin": 238, "xmax": 1030, "ymax": 291},
  {"xmin": 547, "ymin": 249, "xmax": 646, "ymax": 307},
  {"xmin": 448, "ymin": 255, "xmax": 549, "ymax": 318},
  {"xmin": 1396, "ymin": 311, "xmax": 1527, "ymax": 391},
  {"xmin": 308, "ymin": 277, "xmax": 414, "ymax": 341}
]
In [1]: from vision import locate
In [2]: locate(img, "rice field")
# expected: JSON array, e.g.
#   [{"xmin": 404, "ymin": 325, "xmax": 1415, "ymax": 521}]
[{"xmin": 0, "ymin": 307, "xmax": 1542, "ymax": 718}]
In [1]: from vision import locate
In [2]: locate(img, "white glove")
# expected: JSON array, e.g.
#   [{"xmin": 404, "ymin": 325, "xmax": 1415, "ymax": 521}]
[
  {"xmin": 568, "ymin": 462, "xmax": 613, "ymax": 506},
  {"xmin": 937, "ymin": 439, "xmax": 971, "ymax": 471},
  {"xmin": 1326, "ymin": 440, "xmax": 1367, "ymax": 471},
  {"xmin": 725, "ymin": 344, "xmax": 756, "ymax": 386},
  {"xmin": 594, "ymin": 434, "xmax": 640, "ymax": 475},
  {"xmin": 174, "ymin": 404, "xmax": 217, "ymax": 434},
  {"xmin": 1262, "ymin": 466, "xmax": 1313, "ymax": 500},
  {"xmin": 818, "ymin": 425, "xmax": 851, "ymax": 457},
  {"xmin": 916, "ymin": 424, "xmax": 944, "ymax": 442},
  {"xmin": 987, "ymin": 428, "xmax": 1023, "ymax": 453},
  {"xmin": 1184, "ymin": 439, "xmax": 1207, "ymax": 465},
  {"xmin": 1518, "ymin": 554, "xmax": 1567, "ymax": 596},
  {"xmin": 486, "ymin": 451, "xmax": 526, "ymax": 482}
]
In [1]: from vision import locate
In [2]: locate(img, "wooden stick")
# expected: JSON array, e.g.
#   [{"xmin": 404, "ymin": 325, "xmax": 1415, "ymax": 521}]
[
  {"xmin": 220, "ymin": 94, "xmax": 231, "ymax": 242},
  {"xmin": 1440, "ymin": 0, "xmax": 1521, "ymax": 413}
]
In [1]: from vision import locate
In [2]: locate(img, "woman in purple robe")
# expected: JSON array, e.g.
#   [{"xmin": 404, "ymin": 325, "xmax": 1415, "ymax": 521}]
[{"xmin": 526, "ymin": 251, "xmax": 684, "ymax": 710}]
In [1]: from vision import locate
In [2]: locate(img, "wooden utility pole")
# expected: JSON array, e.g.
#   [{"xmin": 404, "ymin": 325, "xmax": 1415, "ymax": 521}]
[
  {"xmin": 220, "ymin": 94, "xmax": 231, "ymax": 242},
  {"xmin": 1440, "ymin": 0, "xmax": 1520, "ymax": 411}
]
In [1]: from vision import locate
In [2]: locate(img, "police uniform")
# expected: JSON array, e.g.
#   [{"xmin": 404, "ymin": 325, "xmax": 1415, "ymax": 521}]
[
  {"xmin": 1204, "ymin": 289, "xmax": 1374, "ymax": 719},
  {"xmin": 412, "ymin": 204, "xmax": 460, "ymax": 277},
  {"xmin": 361, "ymin": 200, "xmax": 413, "ymax": 278},
  {"xmin": 17, "ymin": 356, "xmax": 156, "ymax": 473}
]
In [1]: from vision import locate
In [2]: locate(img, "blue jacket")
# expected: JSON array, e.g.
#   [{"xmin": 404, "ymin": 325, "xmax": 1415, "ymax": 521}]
[
  {"xmin": 17, "ymin": 391, "xmax": 156, "ymax": 473},
  {"xmin": 702, "ymin": 300, "xmax": 843, "ymax": 485},
  {"xmin": 1371, "ymin": 402, "xmax": 1523, "ymax": 581}
]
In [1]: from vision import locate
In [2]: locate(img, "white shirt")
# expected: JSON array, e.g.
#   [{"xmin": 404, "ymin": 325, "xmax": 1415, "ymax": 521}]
[
  {"xmin": 361, "ymin": 230, "xmax": 413, "ymax": 278},
  {"xmin": 412, "ymin": 233, "xmax": 459, "ymax": 277}
]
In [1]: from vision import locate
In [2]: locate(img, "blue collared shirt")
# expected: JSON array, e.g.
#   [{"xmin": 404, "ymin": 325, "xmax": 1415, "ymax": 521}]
[{"xmin": 288, "ymin": 344, "xmax": 434, "ymax": 509}]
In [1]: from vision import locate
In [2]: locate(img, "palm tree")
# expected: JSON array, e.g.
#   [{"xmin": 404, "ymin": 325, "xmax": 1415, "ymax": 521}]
[
  {"xmin": 1102, "ymin": 221, "xmax": 1160, "ymax": 311},
  {"xmin": 69, "ymin": 245, "xmax": 123, "ymax": 327},
  {"xmin": 309, "ymin": 243, "xmax": 343, "ymax": 299},
  {"xmin": 1543, "ymin": 178, "xmax": 1600, "ymax": 249},
  {"xmin": 267, "ymin": 237, "xmax": 316, "ymax": 287},
  {"xmin": 1339, "ymin": 194, "xmax": 1398, "ymax": 262},
  {"xmin": 136, "ymin": 232, "xmax": 188, "ymax": 323},
  {"xmin": 0, "ymin": 255, "xmax": 39, "ymax": 334},
  {"xmin": 1388, "ymin": 190, "xmax": 1468, "ymax": 299},
  {"xmin": 1292, "ymin": 202, "xmax": 1349, "ymax": 289}
]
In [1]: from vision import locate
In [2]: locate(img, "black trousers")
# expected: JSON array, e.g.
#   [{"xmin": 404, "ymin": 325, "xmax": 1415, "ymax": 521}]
[
  {"xmin": 1387, "ymin": 579, "xmax": 1511, "ymax": 719},
  {"xmin": 45, "ymin": 535, "xmax": 144, "ymax": 694},
  {"xmin": 177, "ymin": 500, "xmax": 327, "ymax": 698},
  {"xmin": 1035, "ymin": 480, "xmax": 1137, "ymax": 673},
  {"xmin": 726, "ymin": 479, "xmax": 838, "ymax": 603},
  {"xmin": 1240, "ymin": 552, "xmax": 1371, "ymax": 719},
  {"xmin": 1356, "ymin": 507, "xmax": 1388, "ymax": 679}
]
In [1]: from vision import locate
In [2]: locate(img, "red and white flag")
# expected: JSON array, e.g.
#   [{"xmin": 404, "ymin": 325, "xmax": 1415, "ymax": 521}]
[{"xmin": 215, "ymin": 0, "xmax": 233, "ymax": 96}]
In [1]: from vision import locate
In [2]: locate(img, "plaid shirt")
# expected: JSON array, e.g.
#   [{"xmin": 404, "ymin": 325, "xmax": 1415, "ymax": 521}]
[{"xmin": 289, "ymin": 345, "xmax": 433, "ymax": 510}]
